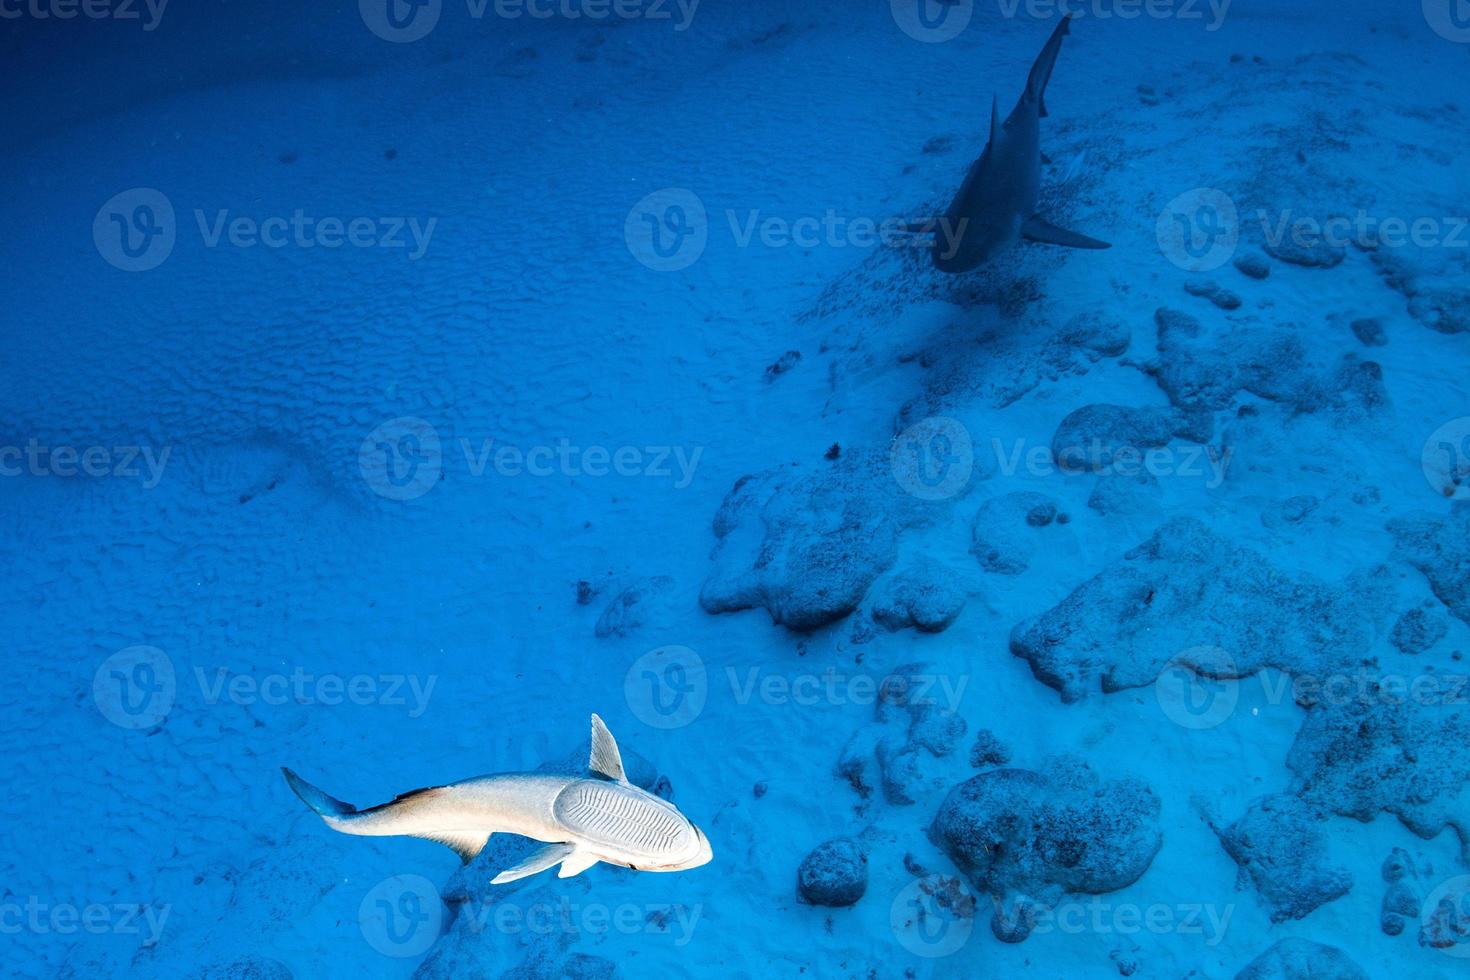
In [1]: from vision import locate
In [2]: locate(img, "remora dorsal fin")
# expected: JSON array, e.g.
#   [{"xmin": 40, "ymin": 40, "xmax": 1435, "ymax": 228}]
[
  {"xmin": 588, "ymin": 713, "xmax": 626, "ymax": 782},
  {"xmin": 492, "ymin": 843, "xmax": 575, "ymax": 885},
  {"xmin": 1022, "ymin": 215, "xmax": 1111, "ymax": 250}
]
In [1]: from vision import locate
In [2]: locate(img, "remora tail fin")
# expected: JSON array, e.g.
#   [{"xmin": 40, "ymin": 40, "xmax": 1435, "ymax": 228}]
[
  {"xmin": 1024, "ymin": 13, "xmax": 1074, "ymax": 118},
  {"xmin": 281, "ymin": 768, "xmax": 492, "ymax": 864},
  {"xmin": 283, "ymin": 767, "xmax": 357, "ymax": 819}
]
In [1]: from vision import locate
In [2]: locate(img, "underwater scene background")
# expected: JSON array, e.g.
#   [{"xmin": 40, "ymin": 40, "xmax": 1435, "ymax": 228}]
[{"xmin": 4, "ymin": 0, "xmax": 1470, "ymax": 976}]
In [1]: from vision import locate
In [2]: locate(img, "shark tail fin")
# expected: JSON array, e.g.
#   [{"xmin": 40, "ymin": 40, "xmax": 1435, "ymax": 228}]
[
  {"xmin": 283, "ymin": 767, "xmax": 358, "ymax": 819},
  {"xmin": 1025, "ymin": 13, "xmax": 1074, "ymax": 118}
]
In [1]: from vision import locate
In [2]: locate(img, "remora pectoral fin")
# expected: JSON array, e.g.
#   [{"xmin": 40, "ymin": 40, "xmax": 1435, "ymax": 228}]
[
  {"xmin": 557, "ymin": 850, "xmax": 600, "ymax": 879},
  {"xmin": 1022, "ymin": 215, "xmax": 1110, "ymax": 250},
  {"xmin": 492, "ymin": 843, "xmax": 575, "ymax": 885}
]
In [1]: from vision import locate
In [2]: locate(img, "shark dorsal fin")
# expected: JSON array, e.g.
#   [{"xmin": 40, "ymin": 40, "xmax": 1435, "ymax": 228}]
[
  {"xmin": 588, "ymin": 714, "xmax": 627, "ymax": 782},
  {"xmin": 989, "ymin": 94, "xmax": 1001, "ymax": 145}
]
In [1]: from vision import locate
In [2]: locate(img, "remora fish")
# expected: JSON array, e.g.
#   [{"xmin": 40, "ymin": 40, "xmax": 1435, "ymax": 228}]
[
  {"xmin": 283, "ymin": 714, "xmax": 713, "ymax": 884},
  {"xmin": 912, "ymin": 13, "xmax": 1111, "ymax": 272}
]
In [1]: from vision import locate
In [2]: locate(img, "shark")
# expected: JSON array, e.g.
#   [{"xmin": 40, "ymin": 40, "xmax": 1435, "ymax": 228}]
[
  {"xmin": 282, "ymin": 714, "xmax": 713, "ymax": 884},
  {"xmin": 913, "ymin": 13, "xmax": 1110, "ymax": 272}
]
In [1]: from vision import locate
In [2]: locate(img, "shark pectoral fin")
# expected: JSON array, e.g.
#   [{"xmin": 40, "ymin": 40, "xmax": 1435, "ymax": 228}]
[
  {"xmin": 491, "ymin": 843, "xmax": 575, "ymax": 885},
  {"xmin": 418, "ymin": 830, "xmax": 493, "ymax": 864},
  {"xmin": 588, "ymin": 714, "xmax": 627, "ymax": 782},
  {"xmin": 1022, "ymin": 215, "xmax": 1111, "ymax": 250},
  {"xmin": 557, "ymin": 850, "xmax": 601, "ymax": 879}
]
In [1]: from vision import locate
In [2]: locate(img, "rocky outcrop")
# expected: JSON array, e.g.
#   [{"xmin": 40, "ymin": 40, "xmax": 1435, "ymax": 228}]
[
  {"xmin": 701, "ymin": 450, "xmax": 956, "ymax": 631},
  {"xmin": 1209, "ymin": 794, "xmax": 1352, "ymax": 922},
  {"xmin": 837, "ymin": 662, "xmax": 967, "ymax": 806},
  {"xmin": 868, "ymin": 558, "xmax": 967, "ymax": 634},
  {"xmin": 1234, "ymin": 939, "xmax": 1367, "ymax": 980},
  {"xmin": 970, "ymin": 491, "xmax": 1069, "ymax": 574},
  {"xmin": 930, "ymin": 759, "xmax": 1162, "ymax": 943},
  {"xmin": 1009, "ymin": 517, "xmax": 1385, "ymax": 702},
  {"xmin": 1050, "ymin": 404, "xmax": 1211, "ymax": 474},
  {"xmin": 1389, "ymin": 508, "xmax": 1470, "ymax": 628},
  {"xmin": 796, "ymin": 838, "xmax": 868, "ymax": 907}
]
